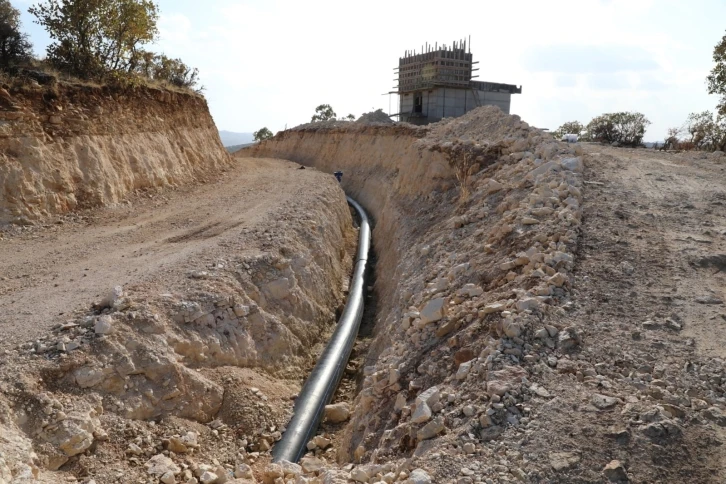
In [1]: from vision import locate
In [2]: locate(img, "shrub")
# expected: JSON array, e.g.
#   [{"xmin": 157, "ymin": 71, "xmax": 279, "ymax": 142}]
[
  {"xmin": 552, "ymin": 121, "xmax": 585, "ymax": 141},
  {"xmin": 585, "ymin": 112, "xmax": 650, "ymax": 147}
]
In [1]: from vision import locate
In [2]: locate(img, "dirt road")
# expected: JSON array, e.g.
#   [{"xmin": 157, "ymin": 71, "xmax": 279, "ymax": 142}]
[
  {"xmin": 0, "ymin": 157, "xmax": 328, "ymax": 349},
  {"xmin": 520, "ymin": 144, "xmax": 726, "ymax": 482},
  {"xmin": 586, "ymin": 145, "xmax": 726, "ymax": 359}
]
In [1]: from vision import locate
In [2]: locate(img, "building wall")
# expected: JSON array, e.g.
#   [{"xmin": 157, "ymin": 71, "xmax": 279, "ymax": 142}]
[{"xmin": 399, "ymin": 88, "xmax": 512, "ymax": 124}]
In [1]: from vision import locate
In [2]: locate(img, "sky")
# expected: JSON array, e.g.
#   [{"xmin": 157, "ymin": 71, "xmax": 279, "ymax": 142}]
[{"xmin": 12, "ymin": 0, "xmax": 726, "ymax": 141}]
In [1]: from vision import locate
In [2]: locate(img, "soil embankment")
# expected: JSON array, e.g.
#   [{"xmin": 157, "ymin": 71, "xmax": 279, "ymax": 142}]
[
  {"xmin": 0, "ymin": 155, "xmax": 357, "ymax": 483},
  {"xmin": 0, "ymin": 82, "xmax": 230, "ymax": 224}
]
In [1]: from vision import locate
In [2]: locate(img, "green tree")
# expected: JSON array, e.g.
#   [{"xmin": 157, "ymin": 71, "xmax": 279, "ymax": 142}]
[
  {"xmin": 585, "ymin": 112, "xmax": 650, "ymax": 147},
  {"xmin": 311, "ymin": 104, "xmax": 336, "ymax": 122},
  {"xmin": 708, "ymin": 31, "xmax": 726, "ymax": 116},
  {"xmin": 346, "ymin": 113, "xmax": 355, "ymax": 121},
  {"xmin": 552, "ymin": 121, "xmax": 584, "ymax": 140},
  {"xmin": 253, "ymin": 127, "xmax": 273, "ymax": 141},
  {"xmin": 0, "ymin": 0, "xmax": 33, "ymax": 69},
  {"xmin": 29, "ymin": 0, "xmax": 159, "ymax": 79}
]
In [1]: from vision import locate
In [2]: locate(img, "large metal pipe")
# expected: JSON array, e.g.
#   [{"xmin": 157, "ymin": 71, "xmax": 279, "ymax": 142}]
[{"xmin": 272, "ymin": 196, "xmax": 371, "ymax": 463}]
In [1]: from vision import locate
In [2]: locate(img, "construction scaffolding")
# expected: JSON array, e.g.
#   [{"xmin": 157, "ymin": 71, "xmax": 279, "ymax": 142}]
[{"xmin": 391, "ymin": 37, "xmax": 522, "ymax": 124}]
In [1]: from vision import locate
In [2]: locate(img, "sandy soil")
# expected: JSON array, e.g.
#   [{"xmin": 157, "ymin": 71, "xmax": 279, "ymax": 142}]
[{"xmin": 0, "ymin": 157, "xmax": 324, "ymax": 350}]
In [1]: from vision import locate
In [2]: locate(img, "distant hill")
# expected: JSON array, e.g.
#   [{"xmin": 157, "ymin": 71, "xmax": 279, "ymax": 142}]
[
  {"xmin": 225, "ymin": 143, "xmax": 255, "ymax": 153},
  {"xmin": 218, "ymin": 130, "xmax": 254, "ymax": 147}
]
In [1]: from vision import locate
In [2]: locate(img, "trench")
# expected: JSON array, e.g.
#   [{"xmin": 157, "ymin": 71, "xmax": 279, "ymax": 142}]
[{"xmin": 272, "ymin": 197, "xmax": 372, "ymax": 463}]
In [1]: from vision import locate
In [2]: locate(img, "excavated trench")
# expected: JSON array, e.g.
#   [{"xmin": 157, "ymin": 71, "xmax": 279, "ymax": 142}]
[
  {"xmin": 241, "ymin": 107, "xmax": 588, "ymax": 479},
  {"xmin": 0, "ymin": 106, "xmax": 596, "ymax": 483}
]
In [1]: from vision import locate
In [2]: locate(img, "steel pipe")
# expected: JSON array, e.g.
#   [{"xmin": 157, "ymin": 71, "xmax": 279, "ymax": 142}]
[{"xmin": 272, "ymin": 196, "xmax": 371, "ymax": 463}]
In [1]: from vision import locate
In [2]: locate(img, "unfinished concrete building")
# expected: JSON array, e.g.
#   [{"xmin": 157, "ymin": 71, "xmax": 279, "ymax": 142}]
[{"xmin": 394, "ymin": 38, "xmax": 522, "ymax": 124}]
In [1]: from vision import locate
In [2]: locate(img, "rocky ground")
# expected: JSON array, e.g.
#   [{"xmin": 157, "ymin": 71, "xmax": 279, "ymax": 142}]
[{"xmin": 3, "ymin": 107, "xmax": 726, "ymax": 484}]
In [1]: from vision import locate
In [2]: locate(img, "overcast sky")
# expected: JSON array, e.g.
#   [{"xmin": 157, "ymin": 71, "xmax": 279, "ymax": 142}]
[{"xmin": 13, "ymin": 0, "xmax": 726, "ymax": 140}]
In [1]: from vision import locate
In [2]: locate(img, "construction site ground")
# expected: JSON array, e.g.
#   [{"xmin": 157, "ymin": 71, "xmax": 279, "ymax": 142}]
[{"xmin": 2, "ymin": 138, "xmax": 726, "ymax": 482}]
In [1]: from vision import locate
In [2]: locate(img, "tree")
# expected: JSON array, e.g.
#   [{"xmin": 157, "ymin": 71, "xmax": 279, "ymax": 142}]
[
  {"xmin": 311, "ymin": 104, "xmax": 336, "ymax": 122},
  {"xmin": 552, "ymin": 121, "xmax": 584, "ymax": 140},
  {"xmin": 253, "ymin": 127, "xmax": 273, "ymax": 142},
  {"xmin": 585, "ymin": 112, "xmax": 650, "ymax": 147},
  {"xmin": 681, "ymin": 111, "xmax": 726, "ymax": 152},
  {"xmin": 29, "ymin": 0, "xmax": 159, "ymax": 79},
  {"xmin": 0, "ymin": 0, "xmax": 33, "ymax": 69},
  {"xmin": 708, "ymin": 31, "xmax": 726, "ymax": 116},
  {"xmin": 346, "ymin": 113, "xmax": 355, "ymax": 121}
]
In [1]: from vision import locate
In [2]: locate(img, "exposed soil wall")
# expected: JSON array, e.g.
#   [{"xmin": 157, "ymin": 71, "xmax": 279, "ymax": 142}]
[
  {"xmin": 0, "ymin": 82, "xmax": 230, "ymax": 224},
  {"xmin": 244, "ymin": 123, "xmax": 455, "ymax": 325}
]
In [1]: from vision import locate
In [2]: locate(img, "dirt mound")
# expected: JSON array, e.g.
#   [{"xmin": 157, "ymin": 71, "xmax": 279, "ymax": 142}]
[{"xmin": 356, "ymin": 109, "xmax": 394, "ymax": 125}]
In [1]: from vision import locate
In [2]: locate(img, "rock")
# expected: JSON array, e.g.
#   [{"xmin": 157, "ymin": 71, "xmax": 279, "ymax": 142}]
[
  {"xmin": 462, "ymin": 405, "xmax": 476, "ymax": 417},
  {"xmin": 263, "ymin": 464, "xmax": 283, "ymax": 481},
  {"xmin": 603, "ymin": 258, "xmax": 625, "ymax": 277},
  {"xmin": 703, "ymin": 407, "xmax": 726, "ymax": 427},
  {"xmin": 502, "ymin": 318, "xmax": 522, "ymax": 338},
  {"xmin": 558, "ymin": 327, "xmax": 581, "ymax": 351},
  {"xmin": 234, "ymin": 464, "xmax": 254, "ymax": 479},
  {"xmin": 94, "ymin": 315, "xmax": 113, "ymax": 335},
  {"xmin": 75, "ymin": 367, "xmax": 105, "ymax": 388},
  {"xmin": 405, "ymin": 469, "xmax": 432, "ymax": 484},
  {"xmin": 160, "ymin": 471, "xmax": 176, "ymax": 484},
  {"xmin": 167, "ymin": 436, "xmax": 189, "ymax": 453},
  {"xmin": 515, "ymin": 297, "xmax": 539, "ymax": 312},
  {"xmin": 481, "ymin": 302, "xmax": 507, "ymax": 314},
  {"xmin": 412, "ymin": 402, "xmax": 432, "ymax": 423},
  {"xmin": 99, "ymin": 285, "xmax": 123, "ymax": 309},
  {"xmin": 199, "ymin": 471, "xmax": 218, "ymax": 484},
  {"xmin": 530, "ymin": 384, "xmax": 551, "ymax": 398},
  {"xmin": 592, "ymin": 394, "xmax": 619, "ymax": 410},
  {"xmin": 696, "ymin": 295, "xmax": 723, "ymax": 305},
  {"xmin": 664, "ymin": 318, "xmax": 681, "ymax": 331},
  {"xmin": 456, "ymin": 360, "xmax": 473, "ymax": 380},
  {"xmin": 463, "ymin": 442, "xmax": 476, "ymax": 454},
  {"xmin": 279, "ymin": 460, "xmax": 302, "ymax": 477},
  {"xmin": 324, "ymin": 402, "xmax": 351, "ymax": 423},
  {"xmin": 561, "ymin": 157, "xmax": 583, "ymax": 172},
  {"xmin": 603, "ymin": 460, "xmax": 628, "ymax": 482},
  {"xmin": 458, "ymin": 284, "xmax": 483, "ymax": 298},
  {"xmin": 416, "ymin": 386, "xmax": 441, "ymax": 407},
  {"xmin": 350, "ymin": 467, "xmax": 370, "ymax": 482},
  {"xmin": 300, "ymin": 457, "xmax": 325, "ymax": 474},
  {"xmin": 548, "ymin": 272, "xmax": 568, "ymax": 287},
  {"xmin": 419, "ymin": 298, "xmax": 446, "ymax": 325},
  {"xmin": 394, "ymin": 393, "xmax": 407, "ymax": 411},
  {"xmin": 487, "ymin": 366, "xmax": 527, "ymax": 397},
  {"xmin": 127, "ymin": 443, "xmax": 143, "ymax": 455},
  {"xmin": 312, "ymin": 435, "xmax": 331, "ymax": 449},
  {"xmin": 233, "ymin": 304, "xmax": 250, "ymax": 317},
  {"xmin": 417, "ymin": 417, "xmax": 445, "ymax": 440},
  {"xmin": 145, "ymin": 454, "xmax": 180, "ymax": 478},
  {"xmin": 549, "ymin": 452, "xmax": 580, "ymax": 471}
]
